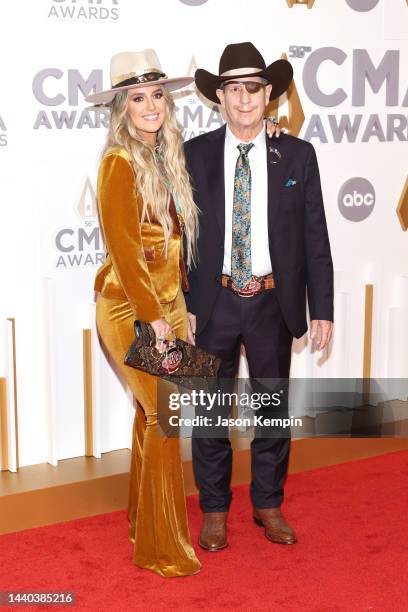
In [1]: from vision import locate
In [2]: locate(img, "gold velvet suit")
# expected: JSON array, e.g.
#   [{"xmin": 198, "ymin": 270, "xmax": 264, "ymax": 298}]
[{"xmin": 94, "ymin": 146, "xmax": 200, "ymax": 577}]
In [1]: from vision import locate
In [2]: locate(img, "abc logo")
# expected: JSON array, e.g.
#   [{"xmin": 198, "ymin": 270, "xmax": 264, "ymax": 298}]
[
  {"xmin": 179, "ymin": 0, "xmax": 208, "ymax": 4},
  {"xmin": 345, "ymin": 0, "xmax": 379, "ymax": 11},
  {"xmin": 338, "ymin": 178, "xmax": 375, "ymax": 222}
]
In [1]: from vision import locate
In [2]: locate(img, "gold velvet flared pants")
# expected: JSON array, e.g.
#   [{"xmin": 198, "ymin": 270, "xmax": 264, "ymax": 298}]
[{"xmin": 96, "ymin": 289, "xmax": 201, "ymax": 577}]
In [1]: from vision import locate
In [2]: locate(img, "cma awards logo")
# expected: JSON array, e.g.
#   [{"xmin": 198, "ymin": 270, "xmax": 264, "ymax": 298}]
[
  {"xmin": 32, "ymin": 69, "xmax": 108, "ymax": 129},
  {"xmin": 286, "ymin": 47, "xmax": 408, "ymax": 143},
  {"xmin": 48, "ymin": 0, "xmax": 120, "ymax": 21},
  {"xmin": 177, "ymin": 56, "xmax": 224, "ymax": 140},
  {"xmin": 54, "ymin": 178, "xmax": 105, "ymax": 269},
  {"xmin": 0, "ymin": 114, "xmax": 7, "ymax": 147},
  {"xmin": 338, "ymin": 178, "xmax": 375, "ymax": 222}
]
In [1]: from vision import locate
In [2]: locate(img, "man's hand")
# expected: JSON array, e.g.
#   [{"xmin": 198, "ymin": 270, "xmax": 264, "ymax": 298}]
[
  {"xmin": 310, "ymin": 320, "xmax": 333, "ymax": 351},
  {"xmin": 265, "ymin": 117, "xmax": 281, "ymax": 139},
  {"xmin": 187, "ymin": 312, "xmax": 196, "ymax": 345}
]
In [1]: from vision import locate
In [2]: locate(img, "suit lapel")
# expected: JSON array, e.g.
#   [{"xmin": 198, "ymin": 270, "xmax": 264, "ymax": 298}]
[
  {"xmin": 204, "ymin": 124, "xmax": 226, "ymax": 238},
  {"xmin": 266, "ymin": 133, "xmax": 287, "ymax": 231}
]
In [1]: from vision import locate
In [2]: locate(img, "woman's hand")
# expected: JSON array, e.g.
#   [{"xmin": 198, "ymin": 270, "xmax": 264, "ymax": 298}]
[
  {"xmin": 265, "ymin": 116, "xmax": 281, "ymax": 139},
  {"xmin": 150, "ymin": 318, "xmax": 174, "ymax": 353}
]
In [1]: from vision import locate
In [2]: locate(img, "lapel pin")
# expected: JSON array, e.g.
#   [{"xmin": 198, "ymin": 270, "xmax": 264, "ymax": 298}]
[{"xmin": 269, "ymin": 147, "xmax": 282, "ymax": 164}]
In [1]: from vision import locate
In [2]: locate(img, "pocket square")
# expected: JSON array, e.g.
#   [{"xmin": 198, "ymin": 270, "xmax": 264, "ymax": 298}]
[{"xmin": 285, "ymin": 179, "xmax": 297, "ymax": 187}]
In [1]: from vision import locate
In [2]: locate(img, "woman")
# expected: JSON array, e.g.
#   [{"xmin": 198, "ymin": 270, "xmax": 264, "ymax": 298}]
[{"xmin": 85, "ymin": 50, "xmax": 201, "ymax": 577}]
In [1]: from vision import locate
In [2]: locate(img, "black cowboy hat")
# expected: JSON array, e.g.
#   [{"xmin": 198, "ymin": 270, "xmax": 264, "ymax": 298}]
[{"xmin": 195, "ymin": 42, "xmax": 293, "ymax": 104}]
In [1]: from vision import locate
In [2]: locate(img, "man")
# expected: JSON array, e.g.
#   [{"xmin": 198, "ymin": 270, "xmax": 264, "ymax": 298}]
[{"xmin": 183, "ymin": 42, "xmax": 334, "ymax": 551}]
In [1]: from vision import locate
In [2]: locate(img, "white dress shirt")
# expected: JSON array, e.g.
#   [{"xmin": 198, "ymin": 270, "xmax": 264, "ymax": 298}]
[{"xmin": 222, "ymin": 124, "xmax": 272, "ymax": 277}]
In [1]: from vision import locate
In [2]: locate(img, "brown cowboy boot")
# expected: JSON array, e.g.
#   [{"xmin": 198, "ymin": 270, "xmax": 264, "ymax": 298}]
[
  {"xmin": 198, "ymin": 512, "xmax": 229, "ymax": 551},
  {"xmin": 253, "ymin": 507, "xmax": 297, "ymax": 545}
]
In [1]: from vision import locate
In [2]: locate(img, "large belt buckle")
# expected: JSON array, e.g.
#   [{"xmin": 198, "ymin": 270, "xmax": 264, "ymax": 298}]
[{"xmin": 234, "ymin": 277, "xmax": 262, "ymax": 298}]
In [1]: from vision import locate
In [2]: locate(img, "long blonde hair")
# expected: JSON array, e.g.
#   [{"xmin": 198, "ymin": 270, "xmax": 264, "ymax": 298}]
[{"xmin": 104, "ymin": 88, "xmax": 198, "ymax": 268}]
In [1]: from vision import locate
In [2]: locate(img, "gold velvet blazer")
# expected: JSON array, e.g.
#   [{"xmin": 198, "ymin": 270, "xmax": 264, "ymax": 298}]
[{"xmin": 94, "ymin": 146, "xmax": 184, "ymax": 323}]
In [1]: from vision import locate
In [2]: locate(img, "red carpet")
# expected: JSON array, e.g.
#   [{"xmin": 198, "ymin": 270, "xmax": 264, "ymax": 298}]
[{"xmin": 1, "ymin": 450, "xmax": 408, "ymax": 611}]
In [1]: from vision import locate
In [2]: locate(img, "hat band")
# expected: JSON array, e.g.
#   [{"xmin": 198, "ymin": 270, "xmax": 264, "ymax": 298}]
[
  {"xmin": 113, "ymin": 71, "xmax": 168, "ymax": 89},
  {"xmin": 220, "ymin": 66, "xmax": 264, "ymax": 77}
]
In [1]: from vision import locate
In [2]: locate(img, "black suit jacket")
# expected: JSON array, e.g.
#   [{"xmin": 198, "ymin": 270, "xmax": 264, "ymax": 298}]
[{"xmin": 183, "ymin": 124, "xmax": 334, "ymax": 339}]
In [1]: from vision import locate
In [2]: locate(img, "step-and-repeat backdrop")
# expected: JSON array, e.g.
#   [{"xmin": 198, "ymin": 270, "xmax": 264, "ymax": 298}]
[{"xmin": 0, "ymin": 0, "xmax": 407, "ymax": 469}]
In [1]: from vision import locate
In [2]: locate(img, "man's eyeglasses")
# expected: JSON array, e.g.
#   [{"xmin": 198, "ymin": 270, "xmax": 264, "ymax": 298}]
[{"xmin": 220, "ymin": 80, "xmax": 267, "ymax": 95}]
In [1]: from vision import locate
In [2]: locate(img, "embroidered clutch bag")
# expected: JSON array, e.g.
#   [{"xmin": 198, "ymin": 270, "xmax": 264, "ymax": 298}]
[{"xmin": 124, "ymin": 320, "xmax": 220, "ymax": 389}]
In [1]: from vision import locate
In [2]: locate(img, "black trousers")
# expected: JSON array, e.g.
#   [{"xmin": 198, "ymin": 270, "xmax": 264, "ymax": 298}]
[{"xmin": 192, "ymin": 286, "xmax": 293, "ymax": 512}]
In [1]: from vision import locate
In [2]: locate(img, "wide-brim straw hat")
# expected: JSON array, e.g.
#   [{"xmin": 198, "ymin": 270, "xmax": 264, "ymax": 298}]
[
  {"xmin": 195, "ymin": 42, "xmax": 293, "ymax": 104},
  {"xmin": 85, "ymin": 49, "xmax": 193, "ymax": 105}
]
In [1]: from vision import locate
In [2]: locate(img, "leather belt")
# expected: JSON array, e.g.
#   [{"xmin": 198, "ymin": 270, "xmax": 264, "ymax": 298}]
[{"xmin": 220, "ymin": 273, "xmax": 275, "ymax": 297}]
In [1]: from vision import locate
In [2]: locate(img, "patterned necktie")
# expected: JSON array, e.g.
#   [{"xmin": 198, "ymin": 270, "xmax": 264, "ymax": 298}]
[{"xmin": 231, "ymin": 142, "xmax": 254, "ymax": 289}]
